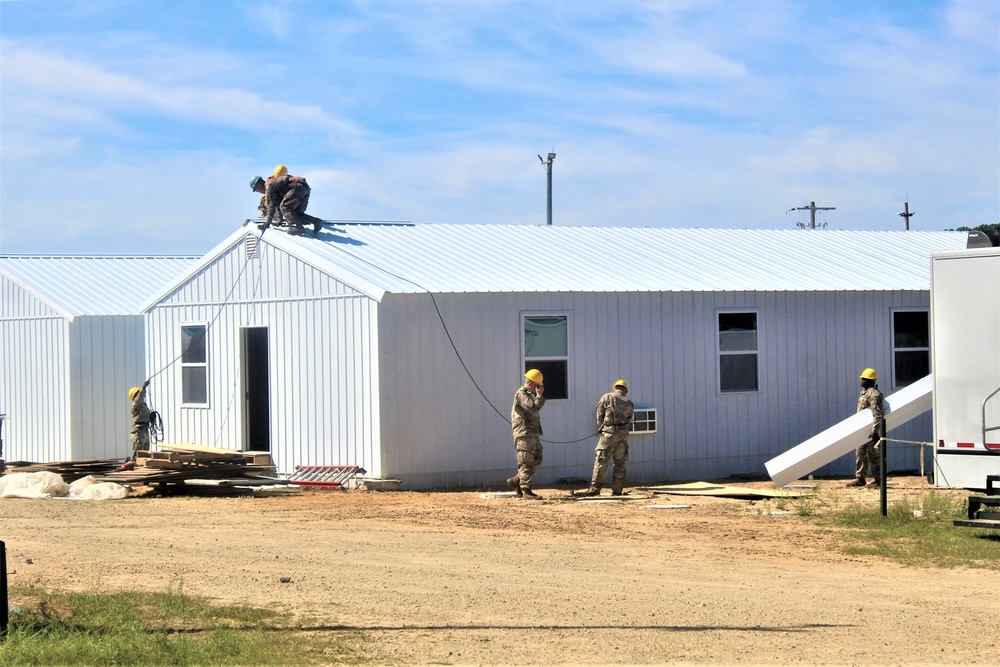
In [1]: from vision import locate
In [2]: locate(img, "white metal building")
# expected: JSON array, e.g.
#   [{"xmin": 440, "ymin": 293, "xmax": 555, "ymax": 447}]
[
  {"xmin": 141, "ymin": 223, "xmax": 977, "ymax": 488},
  {"xmin": 0, "ymin": 255, "xmax": 200, "ymax": 462}
]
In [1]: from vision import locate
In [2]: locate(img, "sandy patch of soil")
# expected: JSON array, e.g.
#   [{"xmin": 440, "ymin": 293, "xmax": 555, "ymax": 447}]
[{"xmin": 1, "ymin": 476, "xmax": 996, "ymax": 665}]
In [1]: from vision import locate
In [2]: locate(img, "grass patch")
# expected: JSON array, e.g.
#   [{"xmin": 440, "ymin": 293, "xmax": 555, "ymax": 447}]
[
  {"xmin": 1, "ymin": 584, "xmax": 367, "ymax": 666},
  {"xmin": 822, "ymin": 491, "xmax": 1000, "ymax": 569}
]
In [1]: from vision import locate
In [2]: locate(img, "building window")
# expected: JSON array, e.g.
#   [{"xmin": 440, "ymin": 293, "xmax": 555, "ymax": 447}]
[
  {"xmin": 718, "ymin": 311, "xmax": 759, "ymax": 393},
  {"xmin": 892, "ymin": 309, "xmax": 929, "ymax": 388},
  {"xmin": 523, "ymin": 314, "xmax": 569, "ymax": 400},
  {"xmin": 631, "ymin": 408, "xmax": 657, "ymax": 434},
  {"xmin": 181, "ymin": 324, "xmax": 208, "ymax": 405}
]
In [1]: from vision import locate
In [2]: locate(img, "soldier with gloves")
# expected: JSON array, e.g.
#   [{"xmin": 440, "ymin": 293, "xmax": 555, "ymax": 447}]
[
  {"xmin": 127, "ymin": 379, "xmax": 151, "ymax": 464},
  {"xmin": 576, "ymin": 379, "xmax": 634, "ymax": 497},
  {"xmin": 847, "ymin": 368, "xmax": 884, "ymax": 487},
  {"xmin": 250, "ymin": 164, "xmax": 324, "ymax": 235}
]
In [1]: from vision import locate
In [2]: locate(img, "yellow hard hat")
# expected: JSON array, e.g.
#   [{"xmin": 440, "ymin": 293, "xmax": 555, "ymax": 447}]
[
  {"xmin": 614, "ymin": 379, "xmax": 629, "ymax": 391},
  {"xmin": 860, "ymin": 368, "xmax": 878, "ymax": 381},
  {"xmin": 524, "ymin": 369, "xmax": 544, "ymax": 385},
  {"xmin": 128, "ymin": 386, "xmax": 141, "ymax": 400},
  {"xmin": 273, "ymin": 164, "xmax": 288, "ymax": 178}
]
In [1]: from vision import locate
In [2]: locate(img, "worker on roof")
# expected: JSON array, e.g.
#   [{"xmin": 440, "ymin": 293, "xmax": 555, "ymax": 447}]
[
  {"xmin": 575, "ymin": 379, "xmax": 634, "ymax": 497},
  {"xmin": 847, "ymin": 368, "xmax": 884, "ymax": 487},
  {"xmin": 250, "ymin": 165, "xmax": 324, "ymax": 235},
  {"xmin": 508, "ymin": 369, "xmax": 546, "ymax": 499}
]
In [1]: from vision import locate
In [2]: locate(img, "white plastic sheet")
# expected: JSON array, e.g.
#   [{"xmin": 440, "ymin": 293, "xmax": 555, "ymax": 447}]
[
  {"xmin": 0, "ymin": 471, "xmax": 129, "ymax": 500},
  {"xmin": 69, "ymin": 475, "xmax": 131, "ymax": 500},
  {"xmin": 0, "ymin": 471, "xmax": 69, "ymax": 498}
]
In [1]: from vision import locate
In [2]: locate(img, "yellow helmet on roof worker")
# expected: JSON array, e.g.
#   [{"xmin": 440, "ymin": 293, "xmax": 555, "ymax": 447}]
[
  {"xmin": 524, "ymin": 369, "xmax": 544, "ymax": 385},
  {"xmin": 860, "ymin": 368, "xmax": 878, "ymax": 381},
  {"xmin": 128, "ymin": 387, "xmax": 141, "ymax": 401},
  {"xmin": 614, "ymin": 379, "xmax": 629, "ymax": 391},
  {"xmin": 273, "ymin": 164, "xmax": 288, "ymax": 178}
]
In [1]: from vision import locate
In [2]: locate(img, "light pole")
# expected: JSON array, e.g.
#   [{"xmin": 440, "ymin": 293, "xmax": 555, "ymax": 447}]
[{"xmin": 538, "ymin": 151, "xmax": 556, "ymax": 225}]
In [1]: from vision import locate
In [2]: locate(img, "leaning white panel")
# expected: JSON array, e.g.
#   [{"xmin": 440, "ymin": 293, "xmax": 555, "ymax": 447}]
[{"xmin": 765, "ymin": 375, "xmax": 933, "ymax": 488}]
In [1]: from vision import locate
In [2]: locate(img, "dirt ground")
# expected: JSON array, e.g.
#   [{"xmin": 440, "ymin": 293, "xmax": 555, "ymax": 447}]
[{"xmin": 1, "ymin": 475, "xmax": 997, "ymax": 666}]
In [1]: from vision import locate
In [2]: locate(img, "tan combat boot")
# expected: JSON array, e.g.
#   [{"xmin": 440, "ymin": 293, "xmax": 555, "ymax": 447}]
[{"xmin": 507, "ymin": 476, "xmax": 522, "ymax": 498}]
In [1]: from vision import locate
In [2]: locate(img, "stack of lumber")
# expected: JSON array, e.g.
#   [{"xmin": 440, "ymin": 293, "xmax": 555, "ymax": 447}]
[
  {"xmin": 3, "ymin": 445, "xmax": 286, "ymax": 490},
  {"xmin": 3, "ymin": 459, "xmax": 123, "ymax": 483},
  {"xmin": 96, "ymin": 444, "xmax": 283, "ymax": 487}
]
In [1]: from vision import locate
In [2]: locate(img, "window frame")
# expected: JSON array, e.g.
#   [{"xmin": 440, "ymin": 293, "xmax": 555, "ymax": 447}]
[
  {"xmin": 630, "ymin": 408, "xmax": 657, "ymax": 434},
  {"xmin": 521, "ymin": 311, "xmax": 571, "ymax": 401},
  {"xmin": 716, "ymin": 309, "xmax": 760, "ymax": 395},
  {"xmin": 890, "ymin": 307, "xmax": 930, "ymax": 390},
  {"xmin": 180, "ymin": 322, "xmax": 210, "ymax": 407}
]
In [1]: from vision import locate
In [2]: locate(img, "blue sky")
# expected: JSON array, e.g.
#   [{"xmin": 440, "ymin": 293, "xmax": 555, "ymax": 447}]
[{"xmin": 1, "ymin": 0, "xmax": 997, "ymax": 255}]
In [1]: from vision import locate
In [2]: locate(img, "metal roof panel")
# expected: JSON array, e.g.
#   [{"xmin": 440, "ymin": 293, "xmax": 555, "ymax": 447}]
[
  {"xmin": 266, "ymin": 223, "xmax": 971, "ymax": 294},
  {"xmin": 0, "ymin": 255, "xmax": 201, "ymax": 317}
]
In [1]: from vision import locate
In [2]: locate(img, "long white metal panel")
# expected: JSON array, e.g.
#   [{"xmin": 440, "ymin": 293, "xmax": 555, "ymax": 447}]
[{"xmin": 765, "ymin": 375, "xmax": 933, "ymax": 488}]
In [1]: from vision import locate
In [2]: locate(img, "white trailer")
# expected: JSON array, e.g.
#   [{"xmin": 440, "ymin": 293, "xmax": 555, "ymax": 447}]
[{"xmin": 930, "ymin": 247, "xmax": 1000, "ymax": 499}]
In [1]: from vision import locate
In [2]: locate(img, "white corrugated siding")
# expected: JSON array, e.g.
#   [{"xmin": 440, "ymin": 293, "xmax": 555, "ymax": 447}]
[
  {"xmin": 68, "ymin": 315, "xmax": 147, "ymax": 460},
  {"xmin": 1, "ymin": 275, "xmax": 72, "ymax": 461},
  {"xmin": 378, "ymin": 289, "xmax": 932, "ymax": 488},
  {"xmin": 146, "ymin": 237, "xmax": 381, "ymax": 476},
  {"xmin": 1, "ymin": 256, "xmax": 200, "ymax": 463}
]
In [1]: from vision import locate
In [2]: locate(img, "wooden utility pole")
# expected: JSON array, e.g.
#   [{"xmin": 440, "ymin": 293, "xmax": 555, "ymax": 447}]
[
  {"xmin": 789, "ymin": 201, "xmax": 836, "ymax": 229},
  {"xmin": 899, "ymin": 201, "xmax": 915, "ymax": 230}
]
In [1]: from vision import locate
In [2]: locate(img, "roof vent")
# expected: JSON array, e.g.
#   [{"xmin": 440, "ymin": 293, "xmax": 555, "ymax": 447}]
[{"xmin": 245, "ymin": 233, "xmax": 259, "ymax": 259}]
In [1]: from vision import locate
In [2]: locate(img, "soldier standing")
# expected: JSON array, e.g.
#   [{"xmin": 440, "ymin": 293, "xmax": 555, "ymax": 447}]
[
  {"xmin": 576, "ymin": 379, "xmax": 634, "ymax": 497},
  {"xmin": 128, "ymin": 379, "xmax": 151, "ymax": 463},
  {"xmin": 508, "ymin": 369, "xmax": 546, "ymax": 499},
  {"xmin": 847, "ymin": 368, "xmax": 884, "ymax": 487}
]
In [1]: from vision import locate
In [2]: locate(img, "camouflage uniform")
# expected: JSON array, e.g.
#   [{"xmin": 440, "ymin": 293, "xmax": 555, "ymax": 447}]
[
  {"xmin": 130, "ymin": 385, "xmax": 151, "ymax": 460},
  {"xmin": 855, "ymin": 385, "xmax": 884, "ymax": 482},
  {"xmin": 591, "ymin": 388, "xmax": 634, "ymax": 493},
  {"xmin": 511, "ymin": 385, "xmax": 546, "ymax": 488},
  {"xmin": 264, "ymin": 174, "xmax": 323, "ymax": 232}
]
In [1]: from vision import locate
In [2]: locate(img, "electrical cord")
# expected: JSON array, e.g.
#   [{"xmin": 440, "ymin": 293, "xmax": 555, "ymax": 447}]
[{"xmin": 326, "ymin": 242, "xmax": 601, "ymax": 444}]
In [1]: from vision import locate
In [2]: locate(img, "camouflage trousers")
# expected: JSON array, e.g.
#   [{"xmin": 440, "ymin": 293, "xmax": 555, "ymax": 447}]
[
  {"xmin": 514, "ymin": 438, "xmax": 543, "ymax": 488},
  {"xmin": 592, "ymin": 431, "xmax": 629, "ymax": 493},
  {"xmin": 855, "ymin": 437, "xmax": 881, "ymax": 481},
  {"xmin": 280, "ymin": 186, "xmax": 322, "ymax": 228},
  {"xmin": 130, "ymin": 422, "xmax": 149, "ymax": 460}
]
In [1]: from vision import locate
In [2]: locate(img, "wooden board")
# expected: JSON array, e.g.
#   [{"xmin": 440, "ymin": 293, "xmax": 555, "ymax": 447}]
[{"xmin": 638, "ymin": 482, "xmax": 802, "ymax": 499}]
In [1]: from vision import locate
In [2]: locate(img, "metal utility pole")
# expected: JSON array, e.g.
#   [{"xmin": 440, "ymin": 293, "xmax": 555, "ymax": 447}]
[
  {"xmin": 789, "ymin": 201, "xmax": 836, "ymax": 229},
  {"xmin": 899, "ymin": 201, "xmax": 915, "ymax": 230},
  {"xmin": 538, "ymin": 151, "xmax": 556, "ymax": 225}
]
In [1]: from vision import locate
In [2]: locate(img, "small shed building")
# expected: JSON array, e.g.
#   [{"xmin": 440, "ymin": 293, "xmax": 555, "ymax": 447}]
[
  {"xmin": 1, "ymin": 255, "xmax": 200, "ymax": 462},
  {"xmin": 141, "ymin": 223, "xmax": 976, "ymax": 488}
]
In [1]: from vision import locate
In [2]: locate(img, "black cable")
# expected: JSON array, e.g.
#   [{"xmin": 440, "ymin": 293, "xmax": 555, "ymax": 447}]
[
  {"xmin": 325, "ymin": 243, "xmax": 599, "ymax": 444},
  {"xmin": 148, "ymin": 410, "xmax": 164, "ymax": 444},
  {"xmin": 146, "ymin": 226, "xmax": 259, "ymax": 382},
  {"xmin": 137, "ymin": 225, "xmax": 261, "ymax": 450}
]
